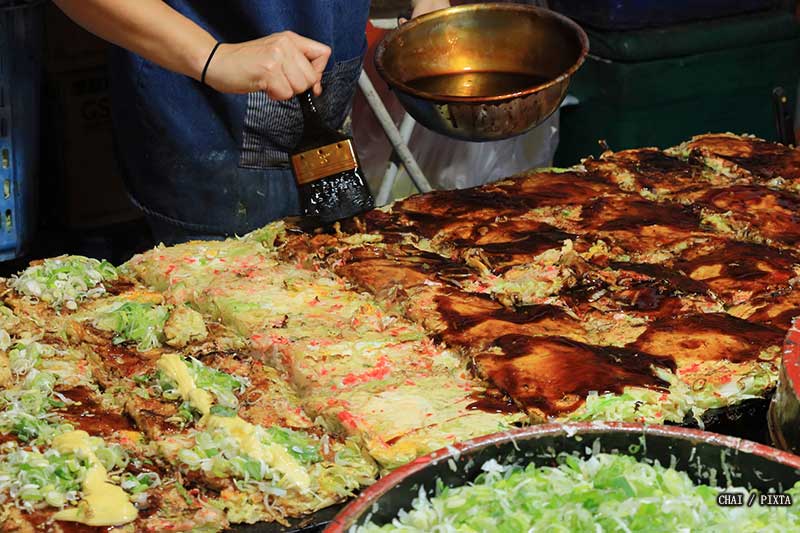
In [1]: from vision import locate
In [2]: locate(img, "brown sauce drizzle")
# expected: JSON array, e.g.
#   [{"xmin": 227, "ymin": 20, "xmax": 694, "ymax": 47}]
[
  {"xmin": 464, "ymin": 225, "xmax": 574, "ymax": 258},
  {"xmin": 624, "ymin": 149, "xmax": 696, "ymax": 173},
  {"xmin": 466, "ymin": 389, "xmax": 521, "ymax": 414},
  {"xmin": 57, "ymin": 387, "xmax": 135, "ymax": 436},
  {"xmin": 398, "ymin": 188, "xmax": 528, "ymax": 218},
  {"xmin": 725, "ymin": 144, "xmax": 799, "ymax": 179},
  {"xmin": 92, "ymin": 344, "xmax": 156, "ymax": 379},
  {"xmin": 609, "ymin": 262, "xmax": 711, "ymax": 296},
  {"xmin": 494, "ymin": 172, "xmax": 616, "ymax": 207},
  {"xmin": 631, "ymin": 313, "xmax": 784, "ymax": 364},
  {"xmin": 676, "ymin": 241, "xmax": 796, "ymax": 288},
  {"xmin": 477, "ymin": 334, "xmax": 674, "ymax": 417},
  {"xmin": 0, "ymin": 431, "xmax": 18, "ymax": 445},
  {"xmin": 434, "ymin": 294, "xmax": 572, "ymax": 333},
  {"xmin": 747, "ymin": 298, "xmax": 800, "ymax": 331},
  {"xmin": 581, "ymin": 197, "xmax": 701, "ymax": 232},
  {"xmin": 104, "ymin": 278, "xmax": 136, "ymax": 296}
]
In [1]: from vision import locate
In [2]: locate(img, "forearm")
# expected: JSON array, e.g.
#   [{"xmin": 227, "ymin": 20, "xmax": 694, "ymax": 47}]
[
  {"xmin": 411, "ymin": 0, "xmax": 451, "ymax": 18},
  {"xmin": 53, "ymin": 0, "xmax": 216, "ymax": 81}
]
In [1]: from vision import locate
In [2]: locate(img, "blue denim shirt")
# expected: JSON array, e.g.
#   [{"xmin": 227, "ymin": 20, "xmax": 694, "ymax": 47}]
[{"xmin": 109, "ymin": 0, "xmax": 369, "ymax": 236}]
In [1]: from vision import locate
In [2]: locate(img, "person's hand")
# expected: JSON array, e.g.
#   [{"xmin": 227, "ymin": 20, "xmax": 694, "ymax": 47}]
[
  {"xmin": 411, "ymin": 0, "xmax": 451, "ymax": 19},
  {"xmin": 203, "ymin": 31, "xmax": 331, "ymax": 100}
]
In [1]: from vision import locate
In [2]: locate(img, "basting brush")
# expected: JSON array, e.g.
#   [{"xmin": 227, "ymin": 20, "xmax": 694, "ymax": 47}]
[{"xmin": 291, "ymin": 90, "xmax": 374, "ymax": 225}]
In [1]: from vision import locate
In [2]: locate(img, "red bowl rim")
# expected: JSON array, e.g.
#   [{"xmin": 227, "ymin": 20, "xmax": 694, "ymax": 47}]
[
  {"xmin": 325, "ymin": 421, "xmax": 800, "ymax": 532},
  {"xmin": 782, "ymin": 320, "xmax": 800, "ymax": 395}
]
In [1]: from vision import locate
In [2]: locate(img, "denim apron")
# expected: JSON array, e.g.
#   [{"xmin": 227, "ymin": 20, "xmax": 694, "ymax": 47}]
[{"xmin": 108, "ymin": 1, "xmax": 369, "ymax": 241}]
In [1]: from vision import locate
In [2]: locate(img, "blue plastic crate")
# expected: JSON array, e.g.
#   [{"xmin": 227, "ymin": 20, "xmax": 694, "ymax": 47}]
[
  {"xmin": 548, "ymin": 0, "xmax": 785, "ymax": 30},
  {"xmin": 0, "ymin": 0, "xmax": 42, "ymax": 260}
]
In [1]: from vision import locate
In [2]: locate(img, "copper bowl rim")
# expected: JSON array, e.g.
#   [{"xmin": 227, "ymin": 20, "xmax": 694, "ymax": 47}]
[
  {"xmin": 325, "ymin": 422, "xmax": 800, "ymax": 532},
  {"xmin": 374, "ymin": 3, "xmax": 590, "ymax": 104}
]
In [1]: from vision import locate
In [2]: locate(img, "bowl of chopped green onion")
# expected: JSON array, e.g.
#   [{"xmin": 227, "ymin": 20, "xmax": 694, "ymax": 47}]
[{"xmin": 327, "ymin": 422, "xmax": 800, "ymax": 532}]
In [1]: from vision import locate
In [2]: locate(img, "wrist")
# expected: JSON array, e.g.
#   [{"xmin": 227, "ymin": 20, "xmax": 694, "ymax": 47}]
[{"xmin": 188, "ymin": 33, "xmax": 220, "ymax": 82}]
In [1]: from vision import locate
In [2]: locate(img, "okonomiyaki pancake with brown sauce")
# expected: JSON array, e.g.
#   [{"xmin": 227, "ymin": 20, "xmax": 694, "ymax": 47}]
[
  {"xmin": 474, "ymin": 334, "xmax": 675, "ymax": 421},
  {"xmin": 576, "ymin": 195, "xmax": 711, "ymax": 261},
  {"xmin": 559, "ymin": 264, "xmax": 722, "ymax": 346},
  {"xmin": 332, "ymin": 244, "xmax": 479, "ymax": 299},
  {"xmin": 346, "ymin": 170, "xmax": 618, "ymax": 240},
  {"xmin": 630, "ymin": 312, "xmax": 783, "ymax": 367},
  {"xmin": 6, "ymin": 134, "xmax": 800, "ymax": 531},
  {"xmin": 671, "ymin": 239, "xmax": 800, "ymax": 306},
  {"xmin": 431, "ymin": 219, "xmax": 577, "ymax": 271},
  {"xmin": 583, "ymin": 147, "xmax": 739, "ymax": 201},
  {"xmin": 673, "ymin": 132, "xmax": 800, "ymax": 192},
  {"xmin": 728, "ymin": 288, "xmax": 800, "ymax": 331},
  {"xmin": 690, "ymin": 184, "xmax": 800, "ymax": 246},
  {"xmin": 412, "ymin": 288, "xmax": 589, "ymax": 350},
  {"xmin": 491, "ymin": 169, "xmax": 619, "ymax": 208},
  {"xmin": 348, "ymin": 186, "xmax": 533, "ymax": 239}
]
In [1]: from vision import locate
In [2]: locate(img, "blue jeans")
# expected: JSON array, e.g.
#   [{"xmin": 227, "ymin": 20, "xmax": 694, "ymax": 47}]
[{"xmin": 126, "ymin": 165, "xmax": 300, "ymax": 245}]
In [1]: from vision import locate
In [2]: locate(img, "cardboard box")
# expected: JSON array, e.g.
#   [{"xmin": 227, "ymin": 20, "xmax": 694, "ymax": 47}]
[
  {"xmin": 44, "ymin": 3, "xmax": 109, "ymax": 73},
  {"xmin": 42, "ymin": 5, "xmax": 140, "ymax": 229},
  {"xmin": 44, "ymin": 66, "xmax": 140, "ymax": 229}
]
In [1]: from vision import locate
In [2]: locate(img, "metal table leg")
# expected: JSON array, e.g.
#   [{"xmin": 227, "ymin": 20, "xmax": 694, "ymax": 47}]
[
  {"xmin": 375, "ymin": 113, "xmax": 416, "ymax": 206},
  {"xmin": 357, "ymin": 70, "xmax": 433, "ymax": 198}
]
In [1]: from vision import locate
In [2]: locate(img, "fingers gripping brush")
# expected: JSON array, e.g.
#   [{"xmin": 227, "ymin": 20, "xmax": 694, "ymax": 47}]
[{"xmin": 291, "ymin": 90, "xmax": 374, "ymax": 224}]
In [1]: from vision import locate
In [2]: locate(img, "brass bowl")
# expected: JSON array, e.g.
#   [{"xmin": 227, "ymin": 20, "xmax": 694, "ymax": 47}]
[{"xmin": 375, "ymin": 3, "xmax": 589, "ymax": 142}]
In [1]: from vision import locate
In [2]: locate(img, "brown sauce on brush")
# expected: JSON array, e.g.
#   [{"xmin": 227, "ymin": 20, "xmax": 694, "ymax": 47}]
[{"xmin": 476, "ymin": 334, "xmax": 674, "ymax": 417}]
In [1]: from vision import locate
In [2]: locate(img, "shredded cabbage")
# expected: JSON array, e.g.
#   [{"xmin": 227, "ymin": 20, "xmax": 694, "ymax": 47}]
[
  {"xmin": 0, "ymin": 370, "xmax": 72, "ymax": 444},
  {"xmin": 356, "ymin": 453, "xmax": 800, "ymax": 532},
  {"xmin": 9, "ymin": 256, "xmax": 118, "ymax": 310},
  {"xmin": 8, "ymin": 340, "xmax": 50, "ymax": 378},
  {"xmin": 93, "ymin": 301, "xmax": 170, "ymax": 351}
]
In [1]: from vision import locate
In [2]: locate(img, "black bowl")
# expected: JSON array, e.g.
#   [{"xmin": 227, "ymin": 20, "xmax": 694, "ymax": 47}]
[{"xmin": 326, "ymin": 422, "xmax": 800, "ymax": 531}]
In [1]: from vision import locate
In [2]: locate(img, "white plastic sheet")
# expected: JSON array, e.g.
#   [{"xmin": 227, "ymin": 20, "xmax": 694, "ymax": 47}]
[{"xmin": 351, "ymin": 77, "xmax": 561, "ymax": 195}]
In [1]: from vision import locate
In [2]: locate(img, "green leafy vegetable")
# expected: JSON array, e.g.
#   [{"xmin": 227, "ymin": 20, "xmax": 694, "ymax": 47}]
[
  {"xmin": 209, "ymin": 405, "xmax": 237, "ymax": 417},
  {"xmin": 264, "ymin": 427, "xmax": 321, "ymax": 464},
  {"xmin": 8, "ymin": 340, "xmax": 50, "ymax": 377},
  {"xmin": 177, "ymin": 422, "xmax": 321, "ymax": 490},
  {"xmin": 0, "ymin": 447, "xmax": 87, "ymax": 509},
  {"xmin": 187, "ymin": 356, "xmax": 249, "ymax": 409},
  {"xmin": 0, "ymin": 370, "xmax": 72, "ymax": 444},
  {"xmin": 9, "ymin": 255, "xmax": 118, "ymax": 310},
  {"xmin": 93, "ymin": 301, "xmax": 170, "ymax": 351},
  {"xmin": 0, "ymin": 435, "xmax": 128, "ymax": 511},
  {"xmin": 357, "ymin": 453, "xmax": 800, "ymax": 532},
  {"xmin": 120, "ymin": 471, "xmax": 161, "ymax": 495}
]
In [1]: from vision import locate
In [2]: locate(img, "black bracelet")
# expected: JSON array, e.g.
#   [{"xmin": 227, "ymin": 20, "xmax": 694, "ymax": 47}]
[{"xmin": 200, "ymin": 42, "xmax": 223, "ymax": 86}]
